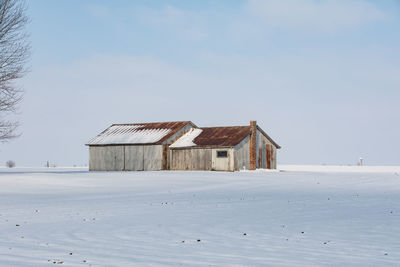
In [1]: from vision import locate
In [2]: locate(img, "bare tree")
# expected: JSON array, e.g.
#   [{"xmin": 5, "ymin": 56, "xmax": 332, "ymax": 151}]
[
  {"xmin": 0, "ymin": 0, "xmax": 29, "ymax": 141},
  {"xmin": 6, "ymin": 159, "xmax": 15, "ymax": 167}
]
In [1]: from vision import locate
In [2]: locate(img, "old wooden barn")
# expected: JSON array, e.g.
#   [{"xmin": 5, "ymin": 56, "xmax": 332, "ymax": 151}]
[{"xmin": 86, "ymin": 121, "xmax": 280, "ymax": 171}]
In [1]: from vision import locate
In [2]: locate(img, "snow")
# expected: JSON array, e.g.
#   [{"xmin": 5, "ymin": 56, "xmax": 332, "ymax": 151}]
[
  {"xmin": 1, "ymin": 165, "xmax": 400, "ymax": 266},
  {"xmin": 87, "ymin": 125, "xmax": 172, "ymax": 145},
  {"xmin": 170, "ymin": 128, "xmax": 203, "ymax": 148},
  {"xmin": 280, "ymin": 165, "xmax": 400, "ymax": 173}
]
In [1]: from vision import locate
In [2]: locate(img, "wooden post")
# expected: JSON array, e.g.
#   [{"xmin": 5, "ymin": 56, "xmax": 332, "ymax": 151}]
[
  {"xmin": 162, "ymin": 145, "xmax": 168, "ymax": 170},
  {"xmin": 249, "ymin": 120, "xmax": 257, "ymax": 170}
]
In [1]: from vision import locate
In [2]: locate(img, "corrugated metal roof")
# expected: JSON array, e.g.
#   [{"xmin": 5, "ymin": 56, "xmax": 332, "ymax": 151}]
[
  {"xmin": 180, "ymin": 126, "xmax": 251, "ymax": 147},
  {"xmin": 87, "ymin": 121, "xmax": 192, "ymax": 145},
  {"xmin": 170, "ymin": 125, "xmax": 281, "ymax": 149},
  {"xmin": 169, "ymin": 128, "xmax": 203, "ymax": 148}
]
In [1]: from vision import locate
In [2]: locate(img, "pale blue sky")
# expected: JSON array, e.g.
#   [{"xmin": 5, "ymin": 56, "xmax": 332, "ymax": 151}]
[{"xmin": 1, "ymin": 0, "xmax": 399, "ymax": 166}]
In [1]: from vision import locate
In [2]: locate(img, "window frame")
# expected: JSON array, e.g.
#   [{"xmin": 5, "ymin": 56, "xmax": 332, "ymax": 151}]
[{"xmin": 216, "ymin": 150, "xmax": 228, "ymax": 158}]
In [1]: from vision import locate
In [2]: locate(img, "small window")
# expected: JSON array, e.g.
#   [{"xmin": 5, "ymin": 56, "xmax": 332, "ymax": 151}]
[{"xmin": 217, "ymin": 151, "xmax": 228, "ymax": 158}]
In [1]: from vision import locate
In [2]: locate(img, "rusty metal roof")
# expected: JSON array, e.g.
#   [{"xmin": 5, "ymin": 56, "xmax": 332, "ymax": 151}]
[
  {"xmin": 170, "ymin": 125, "xmax": 281, "ymax": 149},
  {"xmin": 87, "ymin": 121, "xmax": 193, "ymax": 145},
  {"xmin": 191, "ymin": 126, "xmax": 251, "ymax": 147},
  {"xmin": 87, "ymin": 121, "xmax": 280, "ymax": 149}
]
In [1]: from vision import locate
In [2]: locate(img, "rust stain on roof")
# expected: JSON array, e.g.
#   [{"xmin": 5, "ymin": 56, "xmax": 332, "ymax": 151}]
[
  {"xmin": 192, "ymin": 126, "xmax": 251, "ymax": 147},
  {"xmin": 88, "ymin": 121, "xmax": 193, "ymax": 145},
  {"xmin": 88, "ymin": 121, "xmax": 280, "ymax": 149},
  {"xmin": 112, "ymin": 121, "xmax": 192, "ymax": 144}
]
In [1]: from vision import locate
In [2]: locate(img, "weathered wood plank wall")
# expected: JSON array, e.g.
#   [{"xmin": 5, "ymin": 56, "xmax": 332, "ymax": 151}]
[
  {"xmin": 170, "ymin": 148, "xmax": 234, "ymax": 171},
  {"xmin": 257, "ymin": 130, "xmax": 277, "ymax": 169},
  {"xmin": 234, "ymin": 135, "xmax": 250, "ymax": 171},
  {"xmin": 89, "ymin": 145, "xmax": 163, "ymax": 171},
  {"xmin": 89, "ymin": 146, "xmax": 124, "ymax": 171}
]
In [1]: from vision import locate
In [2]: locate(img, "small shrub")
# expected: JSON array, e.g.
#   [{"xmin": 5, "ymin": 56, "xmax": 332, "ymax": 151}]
[{"xmin": 6, "ymin": 160, "xmax": 15, "ymax": 168}]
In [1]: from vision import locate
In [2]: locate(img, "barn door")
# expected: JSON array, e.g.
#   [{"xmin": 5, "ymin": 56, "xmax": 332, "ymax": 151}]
[{"xmin": 212, "ymin": 150, "xmax": 231, "ymax": 171}]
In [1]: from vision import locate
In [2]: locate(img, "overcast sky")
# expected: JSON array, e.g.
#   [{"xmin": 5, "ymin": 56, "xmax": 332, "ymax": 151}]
[{"xmin": 1, "ymin": 0, "xmax": 399, "ymax": 166}]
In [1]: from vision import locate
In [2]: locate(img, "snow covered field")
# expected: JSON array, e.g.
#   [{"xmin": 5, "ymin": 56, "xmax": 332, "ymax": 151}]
[{"xmin": 1, "ymin": 166, "xmax": 400, "ymax": 266}]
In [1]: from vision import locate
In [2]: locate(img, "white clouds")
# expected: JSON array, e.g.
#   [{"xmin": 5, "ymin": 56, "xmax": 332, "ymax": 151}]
[
  {"xmin": 87, "ymin": 4, "xmax": 112, "ymax": 19},
  {"xmin": 86, "ymin": 4, "xmax": 208, "ymax": 41},
  {"xmin": 7, "ymin": 43, "xmax": 400, "ymax": 166},
  {"xmin": 136, "ymin": 6, "xmax": 208, "ymax": 41},
  {"xmin": 140, "ymin": 6, "xmax": 186, "ymax": 26},
  {"xmin": 86, "ymin": 0, "xmax": 389, "ymax": 44},
  {"xmin": 7, "ymin": 0, "xmax": 400, "ymax": 166},
  {"xmin": 246, "ymin": 0, "xmax": 387, "ymax": 31}
]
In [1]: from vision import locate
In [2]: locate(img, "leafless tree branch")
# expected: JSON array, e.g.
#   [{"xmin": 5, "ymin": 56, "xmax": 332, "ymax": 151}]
[{"xmin": 0, "ymin": 0, "xmax": 29, "ymax": 142}]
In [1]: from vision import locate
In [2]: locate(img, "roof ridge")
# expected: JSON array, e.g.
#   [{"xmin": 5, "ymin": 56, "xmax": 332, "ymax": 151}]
[
  {"xmin": 111, "ymin": 121, "xmax": 192, "ymax": 126},
  {"xmin": 199, "ymin": 125, "xmax": 249, "ymax": 129}
]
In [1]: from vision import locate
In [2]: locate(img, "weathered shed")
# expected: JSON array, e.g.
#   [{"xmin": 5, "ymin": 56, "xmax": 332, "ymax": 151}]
[
  {"xmin": 87, "ymin": 120, "xmax": 280, "ymax": 171},
  {"xmin": 169, "ymin": 121, "xmax": 280, "ymax": 171},
  {"xmin": 86, "ymin": 121, "xmax": 195, "ymax": 171}
]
